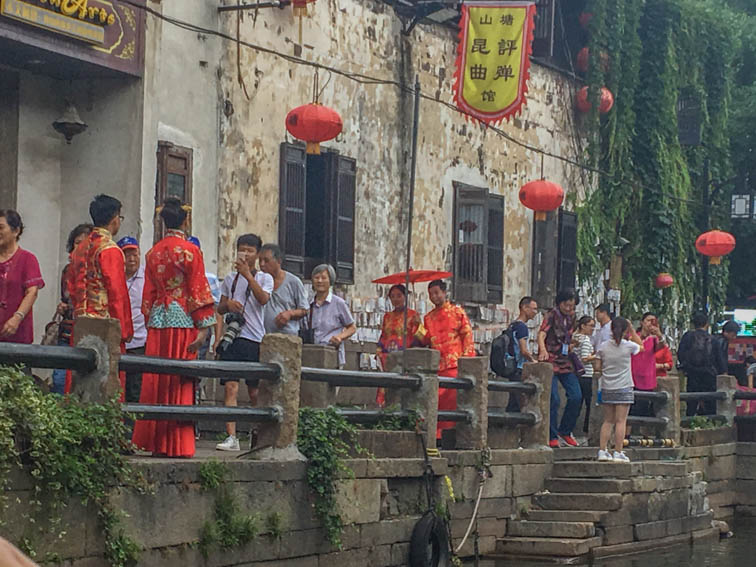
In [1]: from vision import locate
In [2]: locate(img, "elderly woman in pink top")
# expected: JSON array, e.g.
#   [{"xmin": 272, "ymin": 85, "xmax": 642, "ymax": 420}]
[
  {"xmin": 630, "ymin": 312, "xmax": 667, "ymax": 417},
  {"xmin": 0, "ymin": 210, "xmax": 44, "ymax": 345}
]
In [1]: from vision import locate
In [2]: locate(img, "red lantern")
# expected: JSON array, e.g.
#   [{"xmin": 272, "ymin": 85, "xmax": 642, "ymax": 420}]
[
  {"xmin": 576, "ymin": 47, "xmax": 609, "ymax": 74},
  {"xmin": 579, "ymin": 12, "xmax": 593, "ymax": 29},
  {"xmin": 285, "ymin": 103, "xmax": 343, "ymax": 155},
  {"xmin": 695, "ymin": 230, "xmax": 736, "ymax": 265},
  {"xmin": 655, "ymin": 273, "xmax": 674, "ymax": 289},
  {"xmin": 576, "ymin": 86, "xmax": 614, "ymax": 114},
  {"xmin": 292, "ymin": 0, "xmax": 316, "ymax": 16},
  {"xmin": 519, "ymin": 180, "xmax": 565, "ymax": 221}
]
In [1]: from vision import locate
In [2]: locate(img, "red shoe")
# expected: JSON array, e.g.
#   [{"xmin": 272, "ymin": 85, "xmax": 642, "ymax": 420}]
[
  {"xmin": 559, "ymin": 434, "xmax": 579, "ymax": 447},
  {"xmin": 548, "ymin": 439, "xmax": 560, "ymax": 448}
]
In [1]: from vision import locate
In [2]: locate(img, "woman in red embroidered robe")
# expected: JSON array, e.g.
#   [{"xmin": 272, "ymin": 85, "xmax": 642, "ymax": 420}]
[
  {"xmin": 375, "ymin": 284, "xmax": 424, "ymax": 406},
  {"xmin": 132, "ymin": 199, "xmax": 216, "ymax": 458},
  {"xmin": 423, "ymin": 279, "xmax": 475, "ymax": 439}
]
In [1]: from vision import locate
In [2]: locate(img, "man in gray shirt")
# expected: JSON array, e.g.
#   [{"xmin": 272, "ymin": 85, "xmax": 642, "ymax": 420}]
[{"xmin": 259, "ymin": 243, "xmax": 308, "ymax": 334}]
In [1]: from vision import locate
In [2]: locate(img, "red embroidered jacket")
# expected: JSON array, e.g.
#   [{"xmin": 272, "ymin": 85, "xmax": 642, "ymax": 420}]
[
  {"xmin": 142, "ymin": 230, "xmax": 216, "ymax": 329},
  {"xmin": 66, "ymin": 227, "xmax": 133, "ymax": 343},
  {"xmin": 423, "ymin": 302, "xmax": 475, "ymax": 372}
]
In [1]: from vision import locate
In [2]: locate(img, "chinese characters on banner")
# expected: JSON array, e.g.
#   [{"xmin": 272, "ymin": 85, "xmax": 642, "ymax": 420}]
[{"xmin": 453, "ymin": 2, "xmax": 536, "ymax": 124}]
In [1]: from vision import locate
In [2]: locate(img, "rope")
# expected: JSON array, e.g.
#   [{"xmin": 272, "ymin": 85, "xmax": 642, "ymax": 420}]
[{"xmin": 454, "ymin": 480, "xmax": 485, "ymax": 553}]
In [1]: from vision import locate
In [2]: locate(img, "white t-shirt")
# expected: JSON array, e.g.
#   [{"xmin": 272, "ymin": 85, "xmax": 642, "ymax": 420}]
[
  {"xmin": 597, "ymin": 339, "xmax": 641, "ymax": 391},
  {"xmin": 220, "ymin": 271, "xmax": 274, "ymax": 343}
]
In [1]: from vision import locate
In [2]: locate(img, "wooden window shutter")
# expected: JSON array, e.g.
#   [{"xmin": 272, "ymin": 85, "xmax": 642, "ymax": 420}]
[
  {"xmin": 453, "ymin": 183, "xmax": 488, "ymax": 303},
  {"xmin": 533, "ymin": 0, "xmax": 556, "ymax": 58},
  {"xmin": 278, "ymin": 142, "xmax": 307, "ymax": 278},
  {"xmin": 487, "ymin": 193, "xmax": 505, "ymax": 304},
  {"xmin": 327, "ymin": 153, "xmax": 356, "ymax": 284},
  {"xmin": 531, "ymin": 210, "xmax": 559, "ymax": 308},
  {"xmin": 557, "ymin": 209, "xmax": 578, "ymax": 293},
  {"xmin": 155, "ymin": 142, "xmax": 193, "ymax": 243}
]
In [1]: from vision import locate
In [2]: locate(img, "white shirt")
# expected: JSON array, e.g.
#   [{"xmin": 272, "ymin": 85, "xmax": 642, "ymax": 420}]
[
  {"xmin": 592, "ymin": 320, "xmax": 612, "ymax": 350},
  {"xmin": 125, "ymin": 265, "xmax": 147, "ymax": 350},
  {"xmin": 221, "ymin": 271, "xmax": 274, "ymax": 343},
  {"xmin": 597, "ymin": 339, "xmax": 641, "ymax": 391}
]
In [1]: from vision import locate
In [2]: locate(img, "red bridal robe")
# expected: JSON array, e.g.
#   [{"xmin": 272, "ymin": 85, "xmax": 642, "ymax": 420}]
[
  {"xmin": 131, "ymin": 230, "xmax": 216, "ymax": 458},
  {"xmin": 66, "ymin": 227, "xmax": 133, "ymax": 397},
  {"xmin": 423, "ymin": 302, "xmax": 475, "ymax": 438},
  {"xmin": 375, "ymin": 309, "xmax": 424, "ymax": 406}
]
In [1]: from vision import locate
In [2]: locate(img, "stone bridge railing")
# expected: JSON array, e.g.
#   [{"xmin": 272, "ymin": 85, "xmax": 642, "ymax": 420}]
[{"xmin": 2, "ymin": 317, "xmax": 754, "ymax": 454}]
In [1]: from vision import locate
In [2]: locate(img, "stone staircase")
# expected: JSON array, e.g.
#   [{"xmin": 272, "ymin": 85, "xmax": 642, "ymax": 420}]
[{"xmin": 495, "ymin": 455, "xmax": 715, "ymax": 560}]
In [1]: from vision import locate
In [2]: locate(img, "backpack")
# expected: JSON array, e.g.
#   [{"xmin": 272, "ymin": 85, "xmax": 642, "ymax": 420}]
[
  {"xmin": 685, "ymin": 331, "xmax": 713, "ymax": 371},
  {"xmin": 490, "ymin": 324, "xmax": 518, "ymax": 378}
]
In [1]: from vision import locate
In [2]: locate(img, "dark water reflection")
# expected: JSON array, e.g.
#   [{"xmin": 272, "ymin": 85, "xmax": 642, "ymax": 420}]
[{"xmin": 470, "ymin": 516, "xmax": 755, "ymax": 567}]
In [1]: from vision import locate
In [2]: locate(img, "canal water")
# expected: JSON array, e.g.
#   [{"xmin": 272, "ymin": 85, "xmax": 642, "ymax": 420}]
[{"xmin": 474, "ymin": 516, "xmax": 756, "ymax": 567}]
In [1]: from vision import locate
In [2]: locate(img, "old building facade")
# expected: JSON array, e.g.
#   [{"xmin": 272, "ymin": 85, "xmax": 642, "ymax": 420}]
[
  {"xmin": 215, "ymin": 0, "xmax": 586, "ymax": 353},
  {"xmin": 1, "ymin": 0, "xmax": 587, "ymax": 352}
]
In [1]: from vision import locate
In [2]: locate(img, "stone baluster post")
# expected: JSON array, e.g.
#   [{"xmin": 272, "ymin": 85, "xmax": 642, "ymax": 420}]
[
  {"xmin": 71, "ymin": 316, "xmax": 122, "ymax": 403},
  {"xmin": 256, "ymin": 333, "xmax": 303, "ymax": 459},
  {"xmin": 385, "ymin": 348, "xmax": 440, "ymax": 451},
  {"xmin": 716, "ymin": 374, "xmax": 738, "ymax": 427},
  {"xmin": 519, "ymin": 362, "xmax": 553, "ymax": 448},
  {"xmin": 299, "ymin": 344, "xmax": 338, "ymax": 408},
  {"xmin": 655, "ymin": 376, "xmax": 681, "ymax": 446},
  {"xmin": 455, "ymin": 356, "xmax": 488, "ymax": 450}
]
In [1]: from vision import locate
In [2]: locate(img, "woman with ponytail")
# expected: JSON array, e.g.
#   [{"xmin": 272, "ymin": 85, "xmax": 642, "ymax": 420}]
[
  {"xmin": 132, "ymin": 198, "xmax": 216, "ymax": 458},
  {"xmin": 594, "ymin": 317, "xmax": 644, "ymax": 462}
]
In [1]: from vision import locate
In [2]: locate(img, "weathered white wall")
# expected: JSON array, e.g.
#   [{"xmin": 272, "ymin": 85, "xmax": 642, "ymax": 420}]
[
  {"xmin": 16, "ymin": 71, "xmax": 143, "ymax": 343},
  {"xmin": 139, "ymin": 0, "xmax": 221, "ymax": 273},
  {"xmin": 216, "ymin": 0, "xmax": 583, "ymax": 312}
]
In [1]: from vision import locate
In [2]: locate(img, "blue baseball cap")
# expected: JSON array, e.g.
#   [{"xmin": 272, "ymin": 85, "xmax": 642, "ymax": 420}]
[
  {"xmin": 117, "ymin": 236, "xmax": 139, "ymax": 251},
  {"xmin": 188, "ymin": 236, "xmax": 201, "ymax": 249}
]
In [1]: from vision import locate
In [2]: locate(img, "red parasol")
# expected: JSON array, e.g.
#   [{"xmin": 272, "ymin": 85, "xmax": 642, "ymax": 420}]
[{"xmin": 372, "ymin": 269, "xmax": 452, "ymax": 285}]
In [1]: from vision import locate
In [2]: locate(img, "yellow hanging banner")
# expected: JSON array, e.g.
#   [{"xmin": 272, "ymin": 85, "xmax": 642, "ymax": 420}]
[{"xmin": 453, "ymin": 1, "xmax": 536, "ymax": 124}]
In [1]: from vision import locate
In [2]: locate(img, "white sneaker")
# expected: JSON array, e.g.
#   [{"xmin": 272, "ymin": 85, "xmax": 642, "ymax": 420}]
[
  {"xmin": 216, "ymin": 435, "xmax": 240, "ymax": 451},
  {"xmin": 597, "ymin": 450, "xmax": 613, "ymax": 462},
  {"xmin": 612, "ymin": 451, "xmax": 630, "ymax": 462}
]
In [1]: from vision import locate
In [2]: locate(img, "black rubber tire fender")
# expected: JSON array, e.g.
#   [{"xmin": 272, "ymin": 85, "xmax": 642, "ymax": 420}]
[{"xmin": 408, "ymin": 511, "xmax": 451, "ymax": 567}]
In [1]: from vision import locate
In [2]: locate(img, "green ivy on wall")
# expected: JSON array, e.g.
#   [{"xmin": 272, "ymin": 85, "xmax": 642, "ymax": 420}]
[{"xmin": 576, "ymin": 0, "xmax": 741, "ymax": 327}]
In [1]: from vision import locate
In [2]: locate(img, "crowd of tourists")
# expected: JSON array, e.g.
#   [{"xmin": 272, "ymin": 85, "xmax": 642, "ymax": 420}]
[
  {"xmin": 0, "ymin": 203, "xmax": 745, "ymax": 461},
  {"xmin": 493, "ymin": 290, "xmax": 742, "ymax": 463}
]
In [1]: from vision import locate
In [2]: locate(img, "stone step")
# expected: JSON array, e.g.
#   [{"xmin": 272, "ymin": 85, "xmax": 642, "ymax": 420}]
[
  {"xmin": 496, "ymin": 535, "xmax": 603, "ymax": 557},
  {"xmin": 552, "ymin": 460, "xmax": 688, "ymax": 479},
  {"xmin": 534, "ymin": 492, "xmax": 622, "ymax": 511},
  {"xmin": 553, "ymin": 447, "xmax": 681, "ymax": 462},
  {"xmin": 544, "ymin": 477, "xmax": 631, "ymax": 494},
  {"xmin": 525, "ymin": 510, "xmax": 608, "ymax": 523},
  {"xmin": 508, "ymin": 520, "xmax": 596, "ymax": 539}
]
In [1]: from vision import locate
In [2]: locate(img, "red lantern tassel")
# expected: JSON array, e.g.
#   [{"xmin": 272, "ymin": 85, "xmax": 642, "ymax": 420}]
[{"xmin": 306, "ymin": 141, "xmax": 320, "ymax": 155}]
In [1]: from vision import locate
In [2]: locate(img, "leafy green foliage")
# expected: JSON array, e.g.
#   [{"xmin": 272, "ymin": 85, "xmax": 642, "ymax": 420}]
[
  {"xmin": 199, "ymin": 459, "xmax": 227, "ymax": 491},
  {"xmin": 265, "ymin": 510, "xmax": 285, "ymax": 539},
  {"xmin": 686, "ymin": 415, "xmax": 720, "ymax": 430},
  {"xmin": 0, "ymin": 366, "xmax": 143, "ymax": 566},
  {"xmin": 297, "ymin": 407, "xmax": 364, "ymax": 548},
  {"xmin": 576, "ymin": 0, "xmax": 746, "ymax": 326},
  {"xmin": 361, "ymin": 406, "xmax": 420, "ymax": 431},
  {"xmin": 198, "ymin": 460, "xmax": 260, "ymax": 558}
]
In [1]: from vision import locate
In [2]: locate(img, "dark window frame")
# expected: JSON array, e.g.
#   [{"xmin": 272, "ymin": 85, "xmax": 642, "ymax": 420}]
[
  {"xmin": 531, "ymin": 207, "xmax": 578, "ymax": 308},
  {"xmin": 452, "ymin": 182, "xmax": 505, "ymax": 305},
  {"xmin": 278, "ymin": 142, "xmax": 356, "ymax": 284},
  {"xmin": 155, "ymin": 141, "xmax": 193, "ymax": 243}
]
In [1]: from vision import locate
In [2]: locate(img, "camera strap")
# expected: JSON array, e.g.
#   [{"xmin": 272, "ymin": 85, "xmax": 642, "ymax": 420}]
[{"xmin": 230, "ymin": 272, "xmax": 252, "ymax": 311}]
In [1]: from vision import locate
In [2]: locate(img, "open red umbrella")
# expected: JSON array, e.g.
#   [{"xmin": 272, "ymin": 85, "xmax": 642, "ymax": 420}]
[{"xmin": 372, "ymin": 269, "xmax": 452, "ymax": 285}]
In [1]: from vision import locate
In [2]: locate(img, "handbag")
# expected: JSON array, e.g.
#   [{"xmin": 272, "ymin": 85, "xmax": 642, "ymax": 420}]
[
  {"xmin": 41, "ymin": 313, "xmax": 62, "ymax": 346},
  {"xmin": 298, "ymin": 304, "xmax": 315, "ymax": 344},
  {"xmin": 569, "ymin": 350, "xmax": 586, "ymax": 377}
]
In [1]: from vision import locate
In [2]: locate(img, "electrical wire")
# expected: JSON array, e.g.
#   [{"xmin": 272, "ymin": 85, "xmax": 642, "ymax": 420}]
[{"xmin": 121, "ymin": 0, "xmax": 716, "ymax": 209}]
